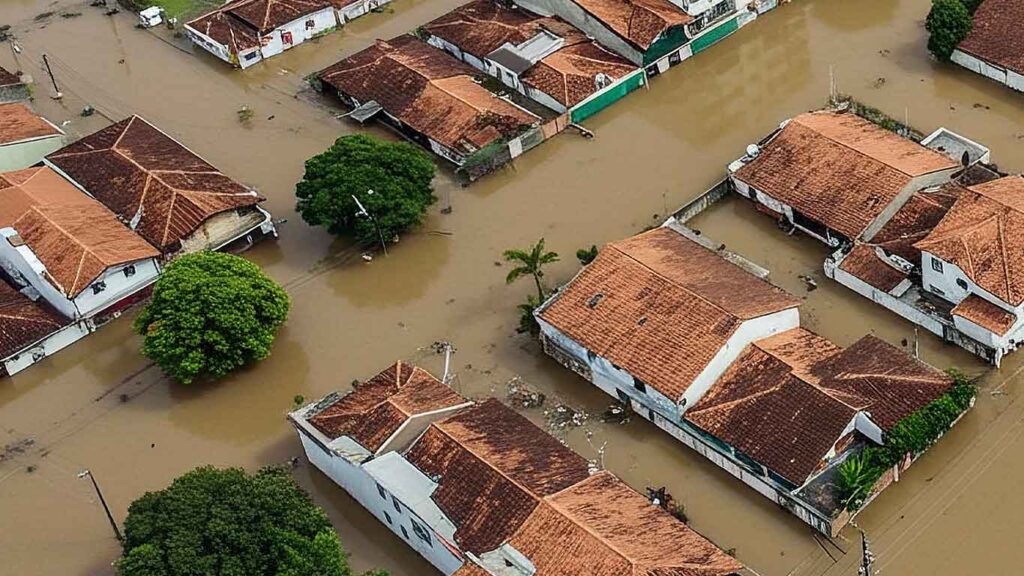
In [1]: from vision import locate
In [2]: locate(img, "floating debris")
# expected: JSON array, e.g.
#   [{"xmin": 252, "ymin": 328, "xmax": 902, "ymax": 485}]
[
  {"xmin": 544, "ymin": 403, "xmax": 587, "ymax": 430},
  {"xmin": 798, "ymin": 274, "xmax": 818, "ymax": 291},
  {"xmin": 601, "ymin": 402, "xmax": 630, "ymax": 424},
  {"xmin": 361, "ymin": 253, "xmax": 373, "ymax": 262},
  {"xmin": 80, "ymin": 105, "xmax": 95, "ymax": 117},
  {"xmin": 506, "ymin": 376, "xmax": 545, "ymax": 409}
]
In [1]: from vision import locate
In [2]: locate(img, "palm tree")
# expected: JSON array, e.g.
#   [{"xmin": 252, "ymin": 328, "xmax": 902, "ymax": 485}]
[{"xmin": 503, "ymin": 238, "xmax": 559, "ymax": 301}]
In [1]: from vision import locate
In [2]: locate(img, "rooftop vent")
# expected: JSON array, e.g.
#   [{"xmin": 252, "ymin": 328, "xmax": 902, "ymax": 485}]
[{"xmin": 587, "ymin": 293, "xmax": 604, "ymax": 309}]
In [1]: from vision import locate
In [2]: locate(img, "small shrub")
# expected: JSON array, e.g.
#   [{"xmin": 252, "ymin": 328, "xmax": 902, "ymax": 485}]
[
  {"xmin": 517, "ymin": 294, "xmax": 541, "ymax": 335},
  {"xmin": 576, "ymin": 245, "xmax": 598, "ymax": 266}
]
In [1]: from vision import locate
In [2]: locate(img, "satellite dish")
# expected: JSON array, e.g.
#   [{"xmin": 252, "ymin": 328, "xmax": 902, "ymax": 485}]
[{"xmin": 746, "ymin": 144, "xmax": 760, "ymax": 158}]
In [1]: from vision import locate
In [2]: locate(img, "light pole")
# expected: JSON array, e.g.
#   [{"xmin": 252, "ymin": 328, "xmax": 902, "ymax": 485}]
[
  {"xmin": 77, "ymin": 470, "xmax": 123, "ymax": 542},
  {"xmin": 352, "ymin": 190, "xmax": 387, "ymax": 256}
]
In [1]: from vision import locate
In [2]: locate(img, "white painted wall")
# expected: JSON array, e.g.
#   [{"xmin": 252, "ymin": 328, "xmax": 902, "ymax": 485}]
[
  {"xmin": 681, "ymin": 308, "xmax": 800, "ymax": 410},
  {"xmin": 184, "ymin": 26, "xmax": 236, "ymax": 66},
  {"xmin": 292, "ymin": 419, "xmax": 466, "ymax": 576},
  {"xmin": 337, "ymin": 0, "xmax": 390, "ymax": 22},
  {"xmin": 0, "ymin": 228, "xmax": 159, "ymax": 319},
  {"xmin": 0, "ymin": 134, "xmax": 66, "ymax": 172},
  {"xmin": 952, "ymin": 49, "xmax": 1024, "ymax": 94},
  {"xmin": 826, "ymin": 255, "xmax": 946, "ymax": 338}
]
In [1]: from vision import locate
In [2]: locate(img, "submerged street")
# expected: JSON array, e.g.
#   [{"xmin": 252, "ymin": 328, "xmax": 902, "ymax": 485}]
[{"xmin": 1, "ymin": 0, "xmax": 1024, "ymax": 574}]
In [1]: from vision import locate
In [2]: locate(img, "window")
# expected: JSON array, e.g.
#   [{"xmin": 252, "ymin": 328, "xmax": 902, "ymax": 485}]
[
  {"xmin": 392, "ymin": 496, "xmax": 401, "ymax": 514},
  {"xmin": 410, "ymin": 520, "xmax": 432, "ymax": 546},
  {"xmin": 931, "ymin": 258, "xmax": 944, "ymax": 273},
  {"xmin": 383, "ymin": 511, "xmax": 393, "ymax": 525},
  {"xmin": 123, "ymin": 265, "xmax": 136, "ymax": 278},
  {"xmin": 616, "ymin": 389, "xmax": 631, "ymax": 407},
  {"xmin": 305, "ymin": 19, "xmax": 315, "ymax": 29},
  {"xmin": 377, "ymin": 483, "xmax": 387, "ymax": 500},
  {"xmin": 633, "ymin": 377, "xmax": 647, "ymax": 393},
  {"xmin": 956, "ymin": 278, "xmax": 968, "ymax": 290},
  {"xmin": 92, "ymin": 281, "xmax": 106, "ymax": 295},
  {"xmin": 244, "ymin": 51, "xmax": 259, "ymax": 61},
  {"xmin": 400, "ymin": 526, "xmax": 409, "ymax": 539},
  {"xmin": 930, "ymin": 285, "xmax": 946, "ymax": 296}
]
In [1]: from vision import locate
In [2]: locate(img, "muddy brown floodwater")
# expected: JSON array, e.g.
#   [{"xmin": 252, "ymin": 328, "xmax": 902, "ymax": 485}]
[{"xmin": 2, "ymin": 0, "xmax": 1024, "ymax": 574}]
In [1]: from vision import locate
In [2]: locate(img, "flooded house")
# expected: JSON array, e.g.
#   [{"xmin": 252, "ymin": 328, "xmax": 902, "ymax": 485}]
[
  {"xmin": 0, "ymin": 65, "xmax": 29, "ymax": 103},
  {"xmin": 0, "ymin": 103, "xmax": 65, "ymax": 171},
  {"xmin": 44, "ymin": 116, "xmax": 277, "ymax": 257},
  {"xmin": 289, "ymin": 361, "xmax": 746, "ymax": 576},
  {"xmin": 535, "ymin": 224, "xmax": 965, "ymax": 536},
  {"xmin": 728, "ymin": 110, "xmax": 968, "ymax": 249},
  {"xmin": 727, "ymin": 108, "xmax": 1024, "ymax": 364},
  {"xmin": 512, "ymin": 0, "xmax": 778, "ymax": 76},
  {"xmin": 185, "ymin": 0, "xmax": 339, "ymax": 69},
  {"xmin": 422, "ymin": 0, "xmax": 644, "ymax": 123},
  {"xmin": 0, "ymin": 167, "xmax": 161, "ymax": 321},
  {"xmin": 952, "ymin": 0, "xmax": 1024, "ymax": 94},
  {"xmin": 317, "ymin": 35, "xmax": 543, "ymax": 174},
  {"xmin": 0, "ymin": 278, "xmax": 84, "ymax": 377}
]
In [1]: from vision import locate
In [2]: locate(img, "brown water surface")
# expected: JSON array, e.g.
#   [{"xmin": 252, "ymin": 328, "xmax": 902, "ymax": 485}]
[{"xmin": 1, "ymin": 0, "xmax": 1023, "ymax": 574}]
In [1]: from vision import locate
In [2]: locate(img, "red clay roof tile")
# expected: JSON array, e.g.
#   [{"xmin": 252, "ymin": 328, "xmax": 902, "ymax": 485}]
[
  {"xmin": 46, "ymin": 116, "xmax": 262, "ymax": 253},
  {"xmin": 687, "ymin": 329, "xmax": 951, "ymax": 485},
  {"xmin": 308, "ymin": 361, "xmax": 468, "ymax": 452},
  {"xmin": 0, "ymin": 103, "xmax": 61, "ymax": 146},
  {"xmin": 539, "ymin": 227, "xmax": 800, "ymax": 402},
  {"xmin": 952, "ymin": 294, "xmax": 1017, "ymax": 335},
  {"xmin": 572, "ymin": 0, "xmax": 691, "ymax": 50},
  {"xmin": 958, "ymin": 0, "xmax": 1024, "ymax": 76},
  {"xmin": 0, "ymin": 167, "xmax": 159, "ymax": 298},
  {"xmin": 915, "ymin": 176, "xmax": 1024, "ymax": 306},
  {"xmin": 839, "ymin": 244, "xmax": 908, "ymax": 293},
  {"xmin": 319, "ymin": 35, "xmax": 538, "ymax": 153},
  {"xmin": 735, "ymin": 112, "xmax": 958, "ymax": 240},
  {"xmin": 0, "ymin": 280, "xmax": 68, "ymax": 361}
]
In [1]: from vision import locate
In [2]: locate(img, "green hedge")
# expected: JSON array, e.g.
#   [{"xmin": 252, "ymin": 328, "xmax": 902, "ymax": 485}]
[{"xmin": 836, "ymin": 369, "xmax": 975, "ymax": 511}]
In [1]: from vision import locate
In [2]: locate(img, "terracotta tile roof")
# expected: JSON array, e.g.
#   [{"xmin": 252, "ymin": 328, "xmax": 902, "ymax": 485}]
[
  {"xmin": 423, "ymin": 0, "xmax": 548, "ymax": 59},
  {"xmin": 405, "ymin": 399, "xmax": 590, "ymax": 554},
  {"xmin": 811, "ymin": 335, "xmax": 952, "ymax": 431},
  {"xmin": 522, "ymin": 40, "xmax": 638, "ymax": 108},
  {"xmin": 307, "ymin": 361, "xmax": 468, "ymax": 452},
  {"xmin": 915, "ymin": 176, "xmax": 1024, "ymax": 306},
  {"xmin": 46, "ymin": 116, "xmax": 263, "ymax": 253},
  {"xmin": 187, "ymin": 3, "xmax": 261, "ymax": 54},
  {"xmin": 572, "ymin": 0, "xmax": 691, "ymax": 50},
  {"xmin": 686, "ymin": 329, "xmax": 854, "ymax": 486},
  {"xmin": 529, "ymin": 471, "xmax": 744, "ymax": 575},
  {"xmin": 0, "ymin": 168, "xmax": 159, "ymax": 298},
  {"xmin": 687, "ymin": 329, "xmax": 951, "ymax": 485},
  {"xmin": 539, "ymin": 227, "xmax": 800, "ymax": 402},
  {"xmin": 952, "ymin": 294, "xmax": 1018, "ymax": 335},
  {"xmin": 735, "ymin": 111, "xmax": 959, "ymax": 240},
  {"xmin": 189, "ymin": 0, "xmax": 332, "ymax": 39},
  {"xmin": 0, "ymin": 279, "xmax": 69, "ymax": 361},
  {"xmin": 319, "ymin": 35, "xmax": 538, "ymax": 154},
  {"xmin": 0, "ymin": 66, "xmax": 22, "ymax": 88},
  {"xmin": 0, "ymin": 103, "xmax": 62, "ymax": 146},
  {"xmin": 838, "ymin": 244, "xmax": 908, "ymax": 293},
  {"xmin": 869, "ymin": 184, "xmax": 964, "ymax": 263},
  {"xmin": 958, "ymin": 0, "xmax": 1024, "ymax": 76}
]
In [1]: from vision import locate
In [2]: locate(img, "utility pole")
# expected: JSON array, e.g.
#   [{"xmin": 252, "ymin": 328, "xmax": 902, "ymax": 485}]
[
  {"xmin": 41, "ymin": 53, "xmax": 62, "ymax": 99},
  {"xmin": 352, "ymin": 191, "xmax": 387, "ymax": 256},
  {"xmin": 77, "ymin": 470, "xmax": 123, "ymax": 542}
]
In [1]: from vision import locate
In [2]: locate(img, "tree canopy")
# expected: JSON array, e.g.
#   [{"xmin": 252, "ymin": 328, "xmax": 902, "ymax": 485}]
[
  {"xmin": 134, "ymin": 251, "xmax": 290, "ymax": 384},
  {"xmin": 926, "ymin": 0, "xmax": 972, "ymax": 62},
  {"xmin": 116, "ymin": 466, "xmax": 383, "ymax": 576},
  {"xmin": 295, "ymin": 134, "xmax": 436, "ymax": 245}
]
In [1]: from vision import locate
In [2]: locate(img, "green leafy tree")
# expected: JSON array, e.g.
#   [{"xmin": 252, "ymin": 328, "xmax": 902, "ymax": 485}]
[
  {"xmin": 116, "ymin": 466, "xmax": 386, "ymax": 576},
  {"xmin": 503, "ymin": 238, "xmax": 559, "ymax": 301},
  {"xmin": 517, "ymin": 294, "xmax": 542, "ymax": 335},
  {"xmin": 295, "ymin": 134, "xmax": 436, "ymax": 245},
  {"xmin": 576, "ymin": 245, "xmax": 598, "ymax": 266},
  {"xmin": 134, "ymin": 252, "xmax": 290, "ymax": 384},
  {"xmin": 959, "ymin": 0, "xmax": 984, "ymax": 14},
  {"xmin": 926, "ymin": 0, "xmax": 972, "ymax": 61}
]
